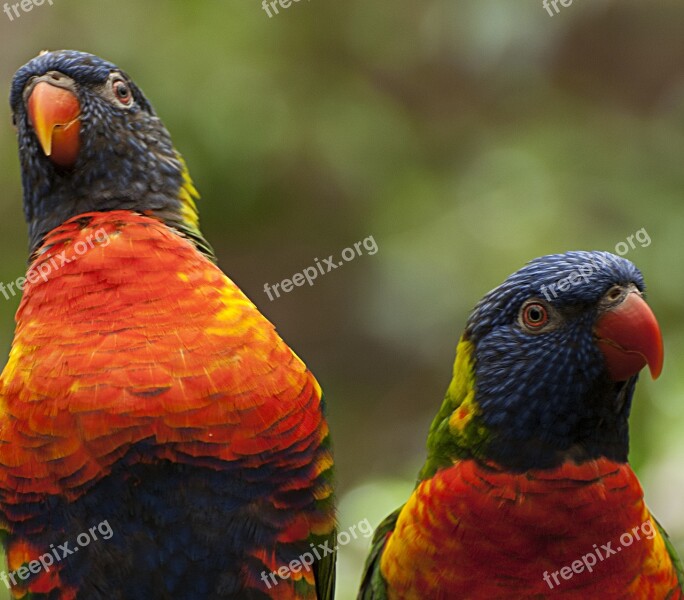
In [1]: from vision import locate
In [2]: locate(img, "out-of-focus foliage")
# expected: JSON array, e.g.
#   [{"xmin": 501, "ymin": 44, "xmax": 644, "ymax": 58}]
[{"xmin": 0, "ymin": 1, "xmax": 683, "ymax": 598}]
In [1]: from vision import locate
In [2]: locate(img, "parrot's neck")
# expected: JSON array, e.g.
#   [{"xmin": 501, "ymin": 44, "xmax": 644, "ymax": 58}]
[
  {"xmin": 22, "ymin": 142, "xmax": 215, "ymax": 262},
  {"xmin": 421, "ymin": 337, "xmax": 633, "ymax": 477},
  {"xmin": 381, "ymin": 458, "xmax": 681, "ymax": 599}
]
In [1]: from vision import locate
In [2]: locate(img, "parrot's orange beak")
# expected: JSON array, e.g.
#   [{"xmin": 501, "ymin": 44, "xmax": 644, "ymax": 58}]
[
  {"xmin": 595, "ymin": 291, "xmax": 664, "ymax": 381},
  {"xmin": 27, "ymin": 81, "xmax": 81, "ymax": 168}
]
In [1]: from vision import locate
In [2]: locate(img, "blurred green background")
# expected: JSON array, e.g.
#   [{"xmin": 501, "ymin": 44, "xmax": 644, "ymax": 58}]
[{"xmin": 1, "ymin": 1, "xmax": 683, "ymax": 598}]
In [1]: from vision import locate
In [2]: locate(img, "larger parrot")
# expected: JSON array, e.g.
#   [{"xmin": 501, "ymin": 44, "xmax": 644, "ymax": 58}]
[
  {"xmin": 359, "ymin": 251, "xmax": 683, "ymax": 599},
  {"xmin": 1, "ymin": 50, "xmax": 335, "ymax": 599}
]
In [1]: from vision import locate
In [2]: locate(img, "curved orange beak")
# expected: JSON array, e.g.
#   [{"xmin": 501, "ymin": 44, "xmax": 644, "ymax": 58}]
[
  {"xmin": 27, "ymin": 81, "xmax": 81, "ymax": 168},
  {"xmin": 595, "ymin": 291, "xmax": 664, "ymax": 381}
]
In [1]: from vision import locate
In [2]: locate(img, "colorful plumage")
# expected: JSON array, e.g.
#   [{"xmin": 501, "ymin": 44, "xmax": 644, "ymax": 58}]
[
  {"xmin": 2, "ymin": 50, "xmax": 335, "ymax": 599},
  {"xmin": 358, "ymin": 251, "xmax": 683, "ymax": 599}
]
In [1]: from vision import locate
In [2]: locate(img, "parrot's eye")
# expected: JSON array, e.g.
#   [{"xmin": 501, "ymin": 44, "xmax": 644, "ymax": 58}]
[
  {"xmin": 111, "ymin": 79, "xmax": 132, "ymax": 106},
  {"xmin": 604, "ymin": 285, "xmax": 624, "ymax": 303},
  {"xmin": 519, "ymin": 301, "xmax": 550, "ymax": 332}
]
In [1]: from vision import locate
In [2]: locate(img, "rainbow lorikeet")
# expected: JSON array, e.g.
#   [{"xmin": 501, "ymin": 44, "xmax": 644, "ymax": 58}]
[
  {"xmin": 359, "ymin": 251, "xmax": 683, "ymax": 599},
  {"xmin": 1, "ymin": 50, "xmax": 335, "ymax": 599}
]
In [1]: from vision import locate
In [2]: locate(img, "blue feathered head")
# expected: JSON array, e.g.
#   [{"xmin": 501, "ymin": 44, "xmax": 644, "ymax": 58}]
[
  {"xmin": 10, "ymin": 50, "xmax": 212, "ymax": 259},
  {"xmin": 425, "ymin": 251, "xmax": 663, "ymax": 473}
]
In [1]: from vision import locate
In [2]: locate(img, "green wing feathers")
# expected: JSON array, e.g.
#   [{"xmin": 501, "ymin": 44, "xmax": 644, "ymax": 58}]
[
  {"xmin": 655, "ymin": 516, "xmax": 684, "ymax": 592},
  {"xmin": 357, "ymin": 508, "xmax": 402, "ymax": 600}
]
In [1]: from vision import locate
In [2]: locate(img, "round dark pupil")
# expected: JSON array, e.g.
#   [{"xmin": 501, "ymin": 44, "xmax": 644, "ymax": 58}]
[
  {"xmin": 528, "ymin": 306, "xmax": 543, "ymax": 322},
  {"xmin": 116, "ymin": 83, "xmax": 128, "ymax": 98}
]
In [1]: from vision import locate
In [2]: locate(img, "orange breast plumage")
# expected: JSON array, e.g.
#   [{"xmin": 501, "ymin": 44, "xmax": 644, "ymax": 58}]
[
  {"xmin": 379, "ymin": 458, "xmax": 682, "ymax": 599},
  {"xmin": 0, "ymin": 211, "xmax": 334, "ymax": 599}
]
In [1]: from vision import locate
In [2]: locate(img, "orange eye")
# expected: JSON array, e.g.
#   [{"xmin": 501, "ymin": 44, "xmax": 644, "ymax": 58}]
[
  {"xmin": 522, "ymin": 302, "xmax": 548, "ymax": 329},
  {"xmin": 112, "ymin": 79, "xmax": 132, "ymax": 105}
]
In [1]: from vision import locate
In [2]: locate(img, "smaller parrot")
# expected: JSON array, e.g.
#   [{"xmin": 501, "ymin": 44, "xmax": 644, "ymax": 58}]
[{"xmin": 358, "ymin": 251, "xmax": 683, "ymax": 600}]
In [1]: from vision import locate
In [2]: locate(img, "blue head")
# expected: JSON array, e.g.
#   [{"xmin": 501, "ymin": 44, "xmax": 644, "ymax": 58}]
[
  {"xmin": 10, "ymin": 50, "xmax": 210, "ymax": 257},
  {"xmin": 434, "ymin": 251, "xmax": 663, "ymax": 472}
]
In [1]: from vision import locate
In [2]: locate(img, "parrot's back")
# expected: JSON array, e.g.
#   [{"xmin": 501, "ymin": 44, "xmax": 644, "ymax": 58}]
[{"xmin": 0, "ymin": 212, "xmax": 335, "ymax": 599}]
